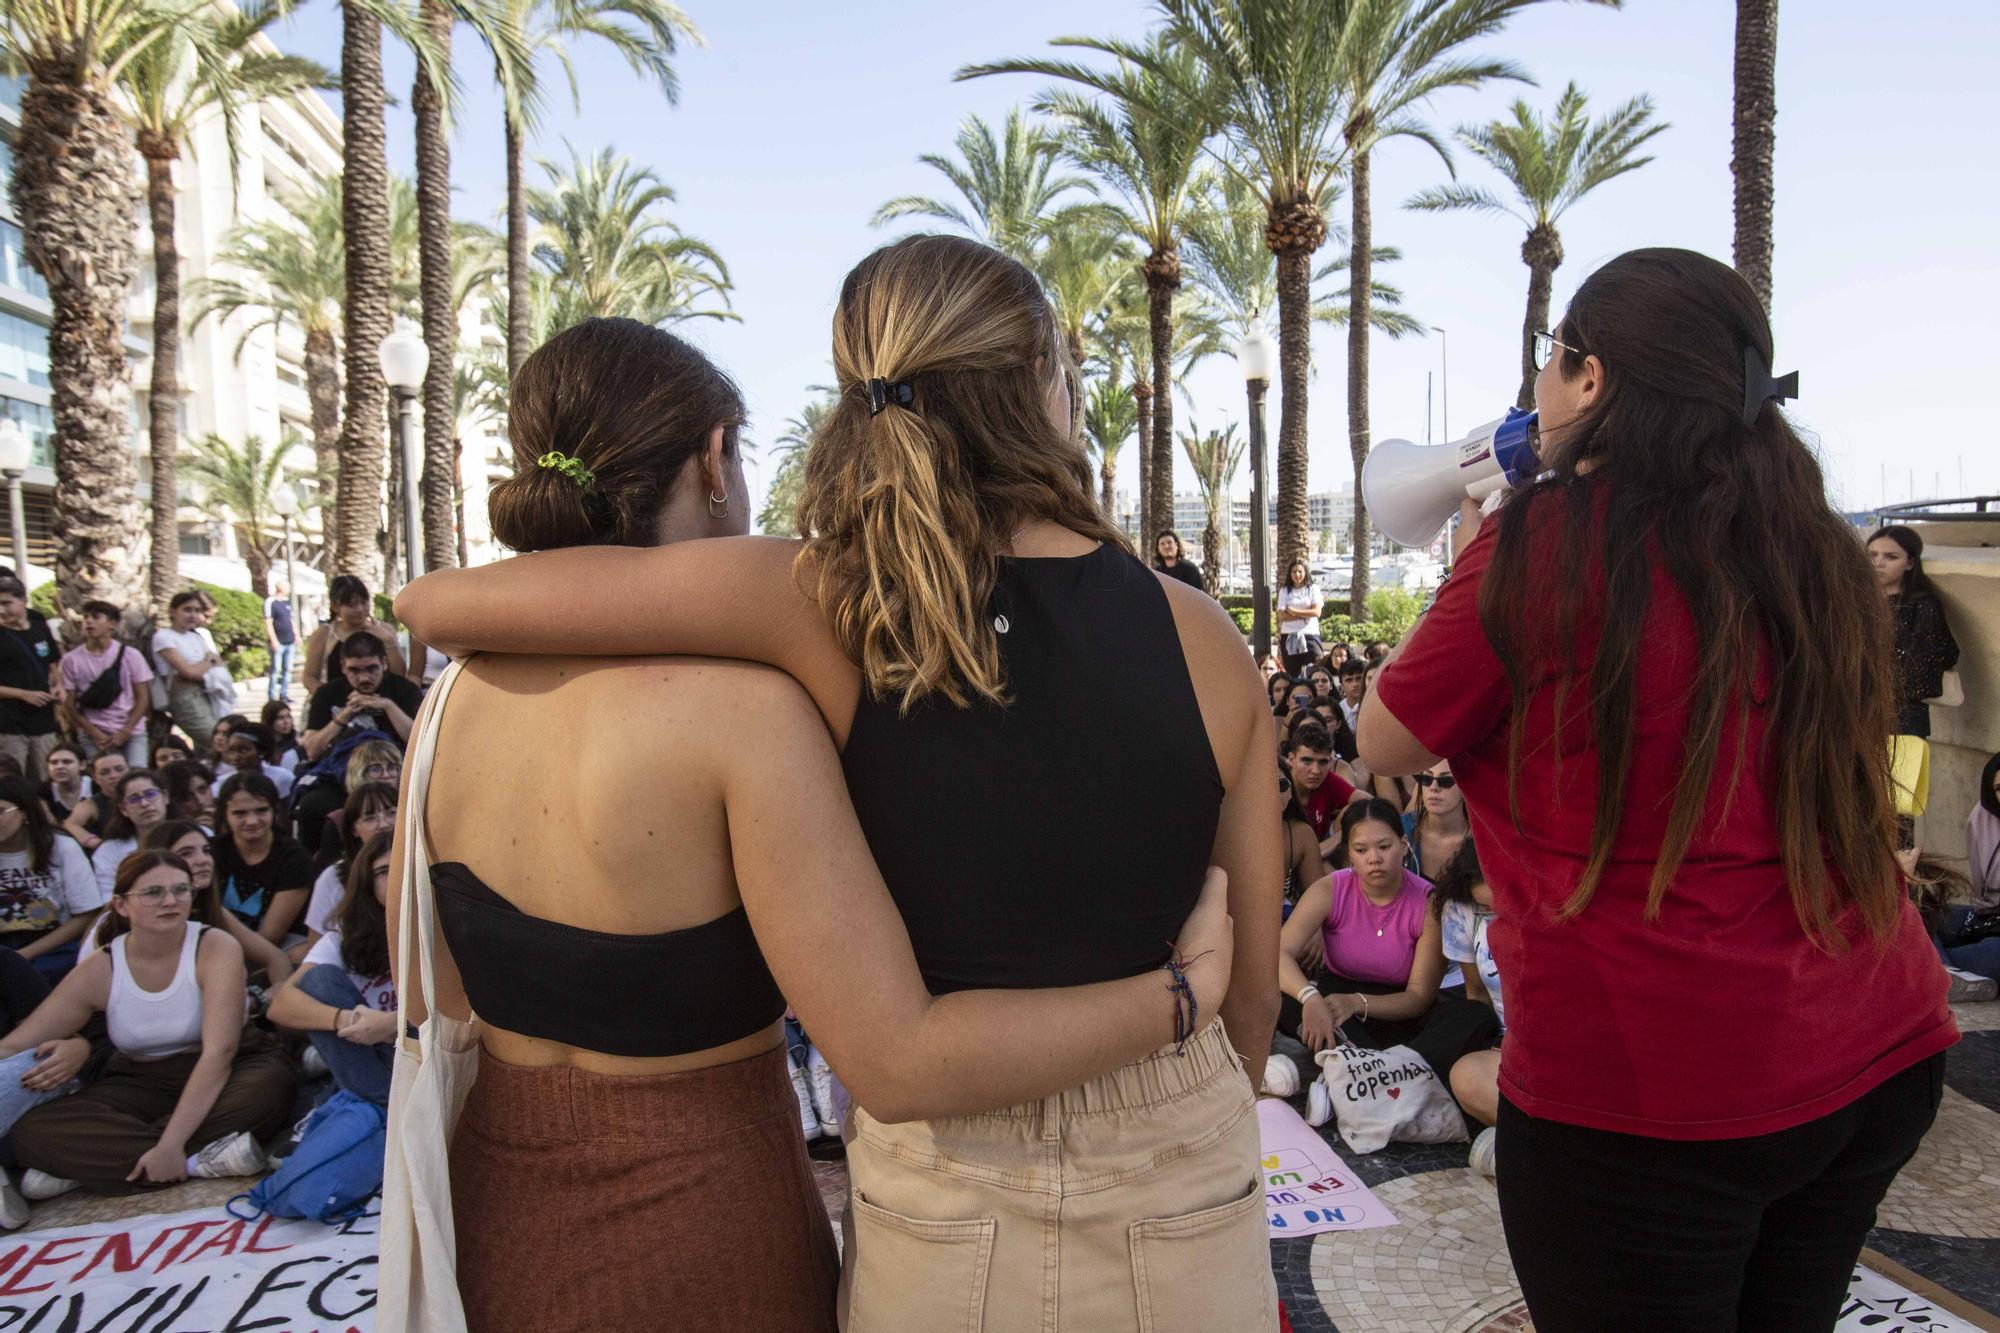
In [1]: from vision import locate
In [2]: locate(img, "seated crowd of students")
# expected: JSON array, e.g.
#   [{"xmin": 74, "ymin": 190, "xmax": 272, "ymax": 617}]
[
  {"xmin": 0, "ymin": 582, "xmax": 419, "ymax": 1226},
  {"xmin": 1261, "ymin": 644, "xmax": 2000, "ymax": 1181}
]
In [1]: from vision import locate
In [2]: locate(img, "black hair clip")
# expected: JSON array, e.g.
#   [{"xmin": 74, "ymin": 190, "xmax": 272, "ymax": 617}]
[
  {"xmin": 1741, "ymin": 346, "xmax": 1799, "ymax": 426},
  {"xmin": 866, "ymin": 377, "xmax": 915, "ymax": 417}
]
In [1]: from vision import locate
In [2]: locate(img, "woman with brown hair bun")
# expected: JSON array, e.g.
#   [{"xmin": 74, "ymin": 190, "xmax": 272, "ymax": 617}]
[
  {"xmin": 387, "ymin": 311, "xmax": 1242, "ymax": 1333},
  {"xmin": 1361, "ymin": 247, "xmax": 1956, "ymax": 1330},
  {"xmin": 401, "ymin": 239, "xmax": 1281, "ymax": 1332}
]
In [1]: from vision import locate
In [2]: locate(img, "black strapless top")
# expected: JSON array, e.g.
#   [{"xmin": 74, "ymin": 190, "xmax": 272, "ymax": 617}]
[{"xmin": 431, "ymin": 862, "xmax": 784, "ymax": 1058}]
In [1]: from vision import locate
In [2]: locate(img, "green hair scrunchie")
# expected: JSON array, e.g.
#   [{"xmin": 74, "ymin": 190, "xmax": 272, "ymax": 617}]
[{"xmin": 536, "ymin": 450, "xmax": 595, "ymax": 490}]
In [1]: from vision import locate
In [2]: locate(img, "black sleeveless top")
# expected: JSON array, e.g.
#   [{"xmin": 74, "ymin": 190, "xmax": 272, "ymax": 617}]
[
  {"xmin": 841, "ymin": 544, "xmax": 1223, "ymax": 994},
  {"xmin": 431, "ymin": 863, "xmax": 784, "ymax": 1057}
]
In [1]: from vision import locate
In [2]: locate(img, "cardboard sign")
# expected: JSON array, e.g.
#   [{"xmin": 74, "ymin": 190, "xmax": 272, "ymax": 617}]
[
  {"xmin": 1836, "ymin": 1264, "xmax": 1982, "ymax": 1332},
  {"xmin": 1256, "ymin": 1098, "xmax": 1398, "ymax": 1237},
  {"xmin": 0, "ymin": 1204, "xmax": 379, "ymax": 1331}
]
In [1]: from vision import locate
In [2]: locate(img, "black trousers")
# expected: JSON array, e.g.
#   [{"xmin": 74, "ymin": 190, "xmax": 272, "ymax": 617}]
[{"xmin": 1497, "ymin": 1051, "xmax": 1945, "ymax": 1333}]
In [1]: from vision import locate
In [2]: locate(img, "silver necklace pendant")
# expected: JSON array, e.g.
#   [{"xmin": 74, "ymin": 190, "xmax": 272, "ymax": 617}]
[{"xmin": 993, "ymin": 614, "xmax": 1011, "ymax": 634}]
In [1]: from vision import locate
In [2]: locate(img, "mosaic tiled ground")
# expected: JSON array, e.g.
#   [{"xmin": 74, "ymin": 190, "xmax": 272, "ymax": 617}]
[{"xmin": 14, "ymin": 1000, "xmax": 1998, "ymax": 1332}]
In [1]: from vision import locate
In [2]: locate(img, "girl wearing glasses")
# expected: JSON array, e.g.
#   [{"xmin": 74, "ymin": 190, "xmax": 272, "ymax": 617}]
[
  {"xmin": 0, "ymin": 776, "xmax": 104, "ymax": 983},
  {"xmin": 1363, "ymin": 249, "xmax": 1953, "ymax": 1329},
  {"xmin": 269, "ymin": 829, "xmax": 396, "ymax": 1104},
  {"xmin": 88, "ymin": 770, "xmax": 172, "ymax": 903},
  {"xmin": 3, "ymin": 851, "xmax": 295, "ymax": 1198},
  {"xmin": 78, "ymin": 823, "xmax": 293, "ymax": 986},
  {"xmin": 1405, "ymin": 762, "xmax": 1469, "ymax": 880}
]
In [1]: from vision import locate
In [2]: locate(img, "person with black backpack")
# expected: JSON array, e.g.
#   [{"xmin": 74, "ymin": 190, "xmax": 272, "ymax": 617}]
[{"xmin": 58, "ymin": 602, "xmax": 153, "ymax": 767}]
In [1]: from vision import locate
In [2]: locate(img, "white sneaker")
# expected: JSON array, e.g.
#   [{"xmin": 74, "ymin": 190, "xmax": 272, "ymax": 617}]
[
  {"xmin": 1946, "ymin": 967, "xmax": 1997, "ymax": 1004},
  {"xmin": 189, "ymin": 1131, "xmax": 266, "ymax": 1180},
  {"xmin": 0, "ymin": 1175, "xmax": 27, "ymax": 1229},
  {"xmin": 790, "ymin": 1059, "xmax": 823, "ymax": 1142},
  {"xmin": 1260, "ymin": 1054, "xmax": 1300, "ymax": 1099},
  {"xmin": 300, "ymin": 1045, "xmax": 329, "ymax": 1079},
  {"xmin": 805, "ymin": 1046, "xmax": 840, "ymax": 1136},
  {"xmin": 20, "ymin": 1170, "xmax": 77, "ymax": 1201},
  {"xmin": 1469, "ymin": 1126, "xmax": 1497, "ymax": 1180},
  {"xmin": 1305, "ymin": 1075, "xmax": 1334, "ymax": 1128}
]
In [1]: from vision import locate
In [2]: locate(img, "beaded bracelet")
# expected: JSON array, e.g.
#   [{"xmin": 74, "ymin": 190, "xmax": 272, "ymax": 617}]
[{"xmin": 1163, "ymin": 949, "xmax": 1212, "ymax": 1057}]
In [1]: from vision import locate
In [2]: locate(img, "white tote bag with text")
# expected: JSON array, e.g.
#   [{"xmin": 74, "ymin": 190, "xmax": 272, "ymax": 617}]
[{"xmin": 376, "ymin": 658, "xmax": 480, "ymax": 1333}]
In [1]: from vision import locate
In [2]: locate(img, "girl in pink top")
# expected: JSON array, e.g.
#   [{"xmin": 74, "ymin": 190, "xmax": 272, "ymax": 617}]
[{"xmin": 1277, "ymin": 799, "xmax": 1500, "ymax": 1128}]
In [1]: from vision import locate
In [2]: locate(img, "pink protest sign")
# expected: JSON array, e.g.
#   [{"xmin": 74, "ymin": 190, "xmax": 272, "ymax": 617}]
[{"xmin": 1257, "ymin": 1098, "xmax": 1399, "ymax": 1238}]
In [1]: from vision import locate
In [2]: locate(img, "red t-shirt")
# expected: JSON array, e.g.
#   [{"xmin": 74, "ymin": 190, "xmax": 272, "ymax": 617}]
[
  {"xmin": 1299, "ymin": 772, "xmax": 1358, "ymax": 841},
  {"xmin": 1375, "ymin": 491, "xmax": 1955, "ymax": 1140}
]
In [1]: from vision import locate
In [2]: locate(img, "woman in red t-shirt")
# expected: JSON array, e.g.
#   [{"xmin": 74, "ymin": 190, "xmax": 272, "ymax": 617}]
[{"xmin": 1361, "ymin": 248, "xmax": 1955, "ymax": 1332}]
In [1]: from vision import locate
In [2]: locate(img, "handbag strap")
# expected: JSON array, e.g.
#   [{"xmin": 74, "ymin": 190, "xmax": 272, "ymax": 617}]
[{"xmin": 395, "ymin": 657, "xmax": 469, "ymax": 1053}]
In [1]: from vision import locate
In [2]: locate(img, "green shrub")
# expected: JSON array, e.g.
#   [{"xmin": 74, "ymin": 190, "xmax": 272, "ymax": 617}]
[
  {"xmin": 28, "ymin": 582, "xmax": 55, "ymax": 619},
  {"xmin": 1365, "ymin": 587, "xmax": 1424, "ymax": 640}
]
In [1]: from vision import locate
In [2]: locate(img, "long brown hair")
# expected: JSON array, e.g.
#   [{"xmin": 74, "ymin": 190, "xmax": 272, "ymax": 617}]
[
  {"xmin": 335, "ymin": 829, "xmax": 392, "ymax": 980},
  {"xmin": 96, "ymin": 823, "xmax": 219, "ymax": 949},
  {"xmin": 1478, "ymin": 247, "xmax": 1901, "ymax": 945},
  {"xmin": 799, "ymin": 234, "xmax": 1125, "ymax": 709},
  {"xmin": 96, "ymin": 851, "xmax": 195, "ymax": 948},
  {"xmin": 488, "ymin": 316, "xmax": 745, "ymax": 553}
]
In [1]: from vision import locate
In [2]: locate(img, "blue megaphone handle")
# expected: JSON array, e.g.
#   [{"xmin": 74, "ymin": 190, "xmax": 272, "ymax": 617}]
[{"xmin": 1494, "ymin": 408, "xmax": 1539, "ymax": 485}]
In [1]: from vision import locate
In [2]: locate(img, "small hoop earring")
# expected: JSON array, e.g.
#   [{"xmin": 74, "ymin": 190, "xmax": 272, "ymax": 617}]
[{"xmin": 707, "ymin": 487, "xmax": 728, "ymax": 519}]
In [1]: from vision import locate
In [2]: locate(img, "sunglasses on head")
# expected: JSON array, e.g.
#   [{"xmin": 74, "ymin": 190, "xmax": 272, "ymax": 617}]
[{"xmin": 1414, "ymin": 773, "xmax": 1457, "ymax": 790}]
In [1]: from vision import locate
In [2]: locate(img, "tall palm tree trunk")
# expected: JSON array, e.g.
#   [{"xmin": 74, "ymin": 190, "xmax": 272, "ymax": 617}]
[
  {"xmin": 505, "ymin": 114, "xmax": 532, "ymax": 377},
  {"xmin": 414, "ymin": 0, "xmax": 458, "ymax": 571},
  {"xmin": 1345, "ymin": 149, "xmax": 1374, "ymax": 609},
  {"xmin": 303, "ymin": 327, "xmax": 341, "ymax": 570},
  {"xmin": 1144, "ymin": 251, "xmax": 1179, "ymax": 549},
  {"xmin": 337, "ymin": 3, "xmax": 392, "ymax": 587},
  {"xmin": 1200, "ymin": 512, "xmax": 1220, "ymax": 597},
  {"xmin": 1131, "ymin": 379, "xmax": 1152, "ymax": 537},
  {"xmin": 1518, "ymin": 224, "xmax": 1564, "ymax": 411},
  {"xmin": 1099, "ymin": 450, "xmax": 1116, "ymax": 515},
  {"xmin": 1732, "ymin": 0, "xmax": 1778, "ymax": 310},
  {"xmin": 1267, "ymin": 193, "xmax": 1323, "ymax": 585},
  {"xmin": 140, "ymin": 142, "xmax": 181, "ymax": 613},
  {"xmin": 13, "ymin": 68, "xmax": 145, "ymax": 625}
]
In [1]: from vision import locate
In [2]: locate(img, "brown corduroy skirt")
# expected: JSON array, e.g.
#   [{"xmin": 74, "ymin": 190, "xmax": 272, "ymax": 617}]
[{"xmin": 450, "ymin": 1044, "xmax": 839, "ymax": 1333}]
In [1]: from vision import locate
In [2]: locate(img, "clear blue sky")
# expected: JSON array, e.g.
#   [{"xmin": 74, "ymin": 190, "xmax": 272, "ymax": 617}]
[{"xmin": 271, "ymin": 0, "xmax": 2000, "ymax": 525}]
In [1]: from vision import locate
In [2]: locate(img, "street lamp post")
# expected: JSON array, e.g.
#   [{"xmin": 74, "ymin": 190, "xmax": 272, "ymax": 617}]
[
  {"xmin": 0, "ymin": 419, "xmax": 29, "ymax": 578},
  {"xmin": 270, "ymin": 485, "xmax": 298, "ymax": 610},
  {"xmin": 1236, "ymin": 325, "xmax": 1276, "ymax": 663},
  {"xmin": 378, "ymin": 325, "xmax": 429, "ymax": 590},
  {"xmin": 1434, "ymin": 325, "xmax": 1449, "ymax": 441}
]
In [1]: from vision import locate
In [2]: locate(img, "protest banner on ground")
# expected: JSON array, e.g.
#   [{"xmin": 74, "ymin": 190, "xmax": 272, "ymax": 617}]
[
  {"xmin": 1257, "ymin": 1098, "xmax": 1398, "ymax": 1238},
  {"xmin": 0, "ymin": 1203, "xmax": 378, "ymax": 1331}
]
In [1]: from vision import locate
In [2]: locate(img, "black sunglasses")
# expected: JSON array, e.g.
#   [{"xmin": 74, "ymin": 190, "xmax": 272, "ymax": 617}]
[{"xmin": 1414, "ymin": 773, "xmax": 1457, "ymax": 790}]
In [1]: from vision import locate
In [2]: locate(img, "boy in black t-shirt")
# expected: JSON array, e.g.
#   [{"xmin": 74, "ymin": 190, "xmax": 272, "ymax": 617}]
[
  {"xmin": 302, "ymin": 632, "xmax": 421, "ymax": 763},
  {"xmin": 0, "ymin": 578, "xmax": 61, "ymax": 783}
]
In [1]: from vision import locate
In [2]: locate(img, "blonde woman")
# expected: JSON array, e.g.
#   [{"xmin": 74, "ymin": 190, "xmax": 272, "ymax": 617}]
[{"xmin": 400, "ymin": 238, "xmax": 1282, "ymax": 1332}]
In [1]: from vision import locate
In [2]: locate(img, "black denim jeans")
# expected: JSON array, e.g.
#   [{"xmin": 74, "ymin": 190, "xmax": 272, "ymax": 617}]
[{"xmin": 1497, "ymin": 1051, "xmax": 1946, "ymax": 1333}]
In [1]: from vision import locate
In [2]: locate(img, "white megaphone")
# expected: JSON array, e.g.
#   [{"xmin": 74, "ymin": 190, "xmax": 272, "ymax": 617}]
[{"xmin": 1362, "ymin": 408, "xmax": 1541, "ymax": 548}]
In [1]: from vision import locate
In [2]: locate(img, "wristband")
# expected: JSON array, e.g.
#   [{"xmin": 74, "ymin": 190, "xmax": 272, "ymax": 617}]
[{"xmin": 1296, "ymin": 984, "xmax": 1321, "ymax": 1008}]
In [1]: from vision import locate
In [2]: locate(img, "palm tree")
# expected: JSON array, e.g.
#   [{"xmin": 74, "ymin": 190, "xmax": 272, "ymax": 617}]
[
  {"xmin": 1409, "ymin": 83, "xmax": 1665, "ymax": 407},
  {"xmin": 180, "ymin": 432, "xmax": 292, "ymax": 596},
  {"xmin": 411, "ymin": 0, "xmax": 455, "ymax": 573},
  {"xmin": 1, "ymin": 0, "xmax": 182, "ymax": 621},
  {"xmin": 961, "ymin": 35, "xmax": 1222, "ymax": 553},
  {"xmin": 1134, "ymin": 0, "xmax": 1355, "ymax": 582},
  {"xmin": 1327, "ymin": 0, "xmax": 1551, "ymax": 605},
  {"xmin": 1081, "ymin": 354, "xmax": 1138, "ymax": 515},
  {"xmin": 757, "ymin": 391, "xmax": 834, "ymax": 538},
  {"xmin": 1180, "ymin": 420, "xmax": 1244, "ymax": 596},
  {"xmin": 527, "ymin": 145, "xmax": 734, "ymax": 331},
  {"xmin": 1732, "ymin": 0, "xmax": 1777, "ymax": 309},
  {"xmin": 1030, "ymin": 213, "xmax": 1137, "ymax": 370},
  {"xmin": 337, "ymin": 0, "xmax": 395, "ymax": 587},
  {"xmin": 119, "ymin": 5, "xmax": 330, "ymax": 614},
  {"xmin": 873, "ymin": 108, "xmax": 1097, "ymax": 265},
  {"xmin": 190, "ymin": 178, "xmax": 421, "ymax": 575},
  {"xmin": 489, "ymin": 0, "xmax": 700, "ymax": 377},
  {"xmin": 1185, "ymin": 171, "xmax": 1423, "ymax": 338}
]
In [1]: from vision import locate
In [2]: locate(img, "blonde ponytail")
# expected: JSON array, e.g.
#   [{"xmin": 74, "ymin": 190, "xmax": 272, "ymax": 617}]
[{"xmin": 799, "ymin": 235, "xmax": 1125, "ymax": 710}]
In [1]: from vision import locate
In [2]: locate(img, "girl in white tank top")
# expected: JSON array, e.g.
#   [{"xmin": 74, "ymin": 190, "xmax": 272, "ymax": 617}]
[{"xmin": 108, "ymin": 923, "xmax": 205, "ymax": 1060}]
